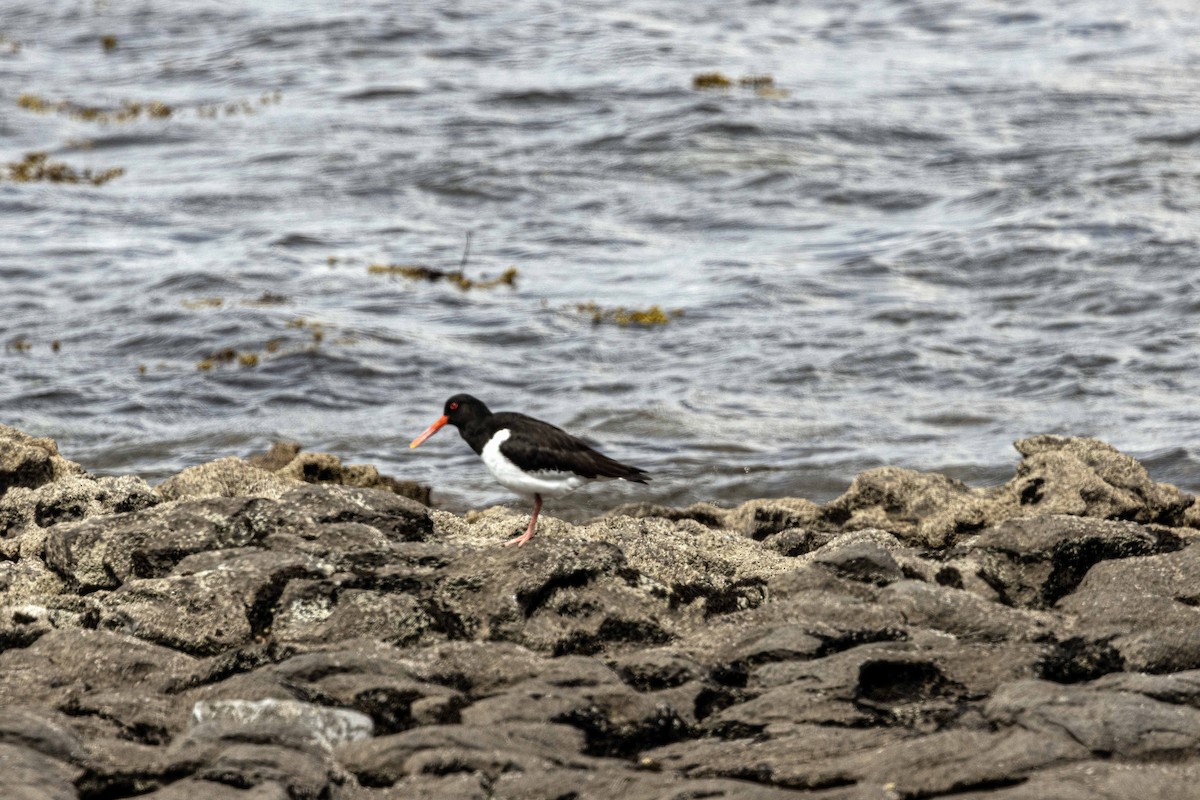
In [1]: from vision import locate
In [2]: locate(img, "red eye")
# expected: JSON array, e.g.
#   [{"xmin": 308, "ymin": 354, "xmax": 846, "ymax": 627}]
[{"xmin": 449, "ymin": 402, "xmax": 458, "ymax": 411}]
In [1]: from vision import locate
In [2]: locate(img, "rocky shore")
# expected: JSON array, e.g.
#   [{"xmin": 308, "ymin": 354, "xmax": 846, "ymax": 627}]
[{"xmin": 2, "ymin": 424, "xmax": 1200, "ymax": 799}]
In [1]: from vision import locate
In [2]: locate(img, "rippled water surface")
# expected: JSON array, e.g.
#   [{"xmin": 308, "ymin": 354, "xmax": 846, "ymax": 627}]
[{"xmin": 3, "ymin": 0, "xmax": 1199, "ymax": 516}]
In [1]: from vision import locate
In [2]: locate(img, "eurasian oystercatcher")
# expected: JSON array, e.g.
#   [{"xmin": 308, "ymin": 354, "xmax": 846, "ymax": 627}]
[{"xmin": 410, "ymin": 394, "xmax": 650, "ymax": 546}]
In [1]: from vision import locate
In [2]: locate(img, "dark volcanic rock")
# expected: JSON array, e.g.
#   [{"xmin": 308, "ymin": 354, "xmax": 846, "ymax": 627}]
[
  {"xmin": 44, "ymin": 496, "xmax": 287, "ymax": 591},
  {"xmin": 965, "ymin": 515, "xmax": 1181, "ymax": 609},
  {"xmin": 99, "ymin": 548, "xmax": 335, "ymax": 656},
  {"xmin": 2, "ymin": 426, "xmax": 1200, "ymax": 797},
  {"xmin": 1056, "ymin": 544, "xmax": 1200, "ymax": 672}
]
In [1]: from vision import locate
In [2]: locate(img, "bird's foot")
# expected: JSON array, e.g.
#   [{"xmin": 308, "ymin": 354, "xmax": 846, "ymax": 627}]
[{"xmin": 503, "ymin": 530, "xmax": 535, "ymax": 547}]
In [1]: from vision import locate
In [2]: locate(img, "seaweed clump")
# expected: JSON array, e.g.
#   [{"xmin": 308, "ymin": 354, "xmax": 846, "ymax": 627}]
[
  {"xmin": 692, "ymin": 72, "xmax": 788, "ymax": 98},
  {"xmin": 18, "ymin": 94, "xmax": 172, "ymax": 122},
  {"xmin": 576, "ymin": 303, "xmax": 683, "ymax": 327},
  {"xmin": 3, "ymin": 151, "xmax": 124, "ymax": 185},
  {"xmin": 368, "ymin": 263, "xmax": 519, "ymax": 291},
  {"xmin": 693, "ymin": 72, "xmax": 733, "ymax": 89},
  {"xmin": 16, "ymin": 91, "xmax": 282, "ymax": 123}
]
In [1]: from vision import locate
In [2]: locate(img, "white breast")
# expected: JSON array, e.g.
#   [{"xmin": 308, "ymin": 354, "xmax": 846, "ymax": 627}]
[{"xmin": 480, "ymin": 429, "xmax": 591, "ymax": 499}]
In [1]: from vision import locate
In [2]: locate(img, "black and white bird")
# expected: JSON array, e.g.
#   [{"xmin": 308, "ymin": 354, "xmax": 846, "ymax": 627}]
[{"xmin": 410, "ymin": 394, "xmax": 650, "ymax": 546}]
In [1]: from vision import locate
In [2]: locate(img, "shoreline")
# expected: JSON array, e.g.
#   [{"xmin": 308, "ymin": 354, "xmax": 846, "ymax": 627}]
[{"xmin": 2, "ymin": 423, "xmax": 1199, "ymax": 798}]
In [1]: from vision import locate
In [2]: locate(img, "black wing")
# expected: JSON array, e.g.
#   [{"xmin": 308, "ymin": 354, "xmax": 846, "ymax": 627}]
[{"xmin": 492, "ymin": 412, "xmax": 650, "ymax": 482}]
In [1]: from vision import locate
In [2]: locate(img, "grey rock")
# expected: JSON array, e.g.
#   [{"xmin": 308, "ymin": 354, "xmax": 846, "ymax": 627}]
[
  {"xmin": 813, "ymin": 535, "xmax": 906, "ymax": 586},
  {"xmin": 0, "ymin": 707, "xmax": 84, "ymax": 763},
  {"xmin": 137, "ymin": 779, "xmax": 291, "ymax": 800},
  {"xmin": 0, "ymin": 742, "xmax": 82, "ymax": 800},
  {"xmin": 1057, "ymin": 544, "xmax": 1200, "ymax": 672},
  {"xmin": 965, "ymin": 515, "xmax": 1179, "ymax": 609},
  {"xmin": 0, "ymin": 628, "xmax": 196, "ymax": 711},
  {"xmin": 985, "ymin": 677, "xmax": 1200, "ymax": 759},
  {"xmin": 99, "ymin": 548, "xmax": 334, "ymax": 656},
  {"xmin": 818, "ymin": 466, "xmax": 989, "ymax": 547},
  {"xmin": 950, "ymin": 761, "xmax": 1200, "ymax": 800},
  {"xmin": 431, "ymin": 538, "xmax": 674, "ymax": 654},
  {"xmin": 44, "ymin": 496, "xmax": 287, "ymax": 591},
  {"xmin": 5, "ymin": 425, "xmax": 1200, "ymax": 799},
  {"xmin": 276, "ymin": 484, "xmax": 432, "ymax": 542},
  {"xmin": 335, "ymin": 722, "xmax": 590, "ymax": 786},
  {"xmin": 271, "ymin": 582, "xmax": 436, "ymax": 647}
]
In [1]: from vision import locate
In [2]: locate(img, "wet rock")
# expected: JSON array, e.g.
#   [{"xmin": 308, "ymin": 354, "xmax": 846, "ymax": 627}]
[{"xmin": 965, "ymin": 515, "xmax": 1180, "ymax": 609}]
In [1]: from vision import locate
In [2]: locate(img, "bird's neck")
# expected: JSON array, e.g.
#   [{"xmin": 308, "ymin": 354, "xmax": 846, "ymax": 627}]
[{"xmin": 457, "ymin": 415, "xmax": 496, "ymax": 455}]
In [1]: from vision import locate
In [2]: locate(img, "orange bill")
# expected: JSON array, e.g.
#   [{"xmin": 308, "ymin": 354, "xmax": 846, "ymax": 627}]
[{"xmin": 410, "ymin": 415, "xmax": 449, "ymax": 448}]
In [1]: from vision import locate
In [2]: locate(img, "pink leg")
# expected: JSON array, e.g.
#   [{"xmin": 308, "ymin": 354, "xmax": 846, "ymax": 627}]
[{"xmin": 504, "ymin": 494, "xmax": 542, "ymax": 547}]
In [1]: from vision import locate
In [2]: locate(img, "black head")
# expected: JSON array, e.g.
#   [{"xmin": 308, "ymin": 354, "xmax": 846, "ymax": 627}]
[
  {"xmin": 411, "ymin": 393, "xmax": 493, "ymax": 449},
  {"xmin": 442, "ymin": 393, "xmax": 491, "ymax": 427}
]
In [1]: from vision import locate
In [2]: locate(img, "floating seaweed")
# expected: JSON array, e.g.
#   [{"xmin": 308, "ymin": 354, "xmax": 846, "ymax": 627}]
[
  {"xmin": 243, "ymin": 292, "xmax": 289, "ymax": 306},
  {"xmin": 3, "ymin": 151, "xmax": 124, "ymax": 186},
  {"xmin": 738, "ymin": 75, "xmax": 775, "ymax": 89},
  {"xmin": 16, "ymin": 91, "xmax": 281, "ymax": 123},
  {"xmin": 17, "ymin": 94, "xmax": 172, "ymax": 122},
  {"xmin": 100, "ymin": 35, "xmax": 118, "ymax": 52},
  {"xmin": 182, "ymin": 297, "xmax": 223, "ymax": 309},
  {"xmin": 191, "ymin": 317, "xmax": 343, "ymax": 372},
  {"xmin": 693, "ymin": 72, "xmax": 733, "ymax": 89},
  {"xmin": 693, "ymin": 72, "xmax": 788, "ymax": 98},
  {"xmin": 368, "ymin": 263, "xmax": 519, "ymax": 291},
  {"xmin": 575, "ymin": 302, "xmax": 683, "ymax": 327},
  {"xmin": 6, "ymin": 336, "xmax": 32, "ymax": 353},
  {"xmin": 287, "ymin": 316, "xmax": 326, "ymax": 343}
]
